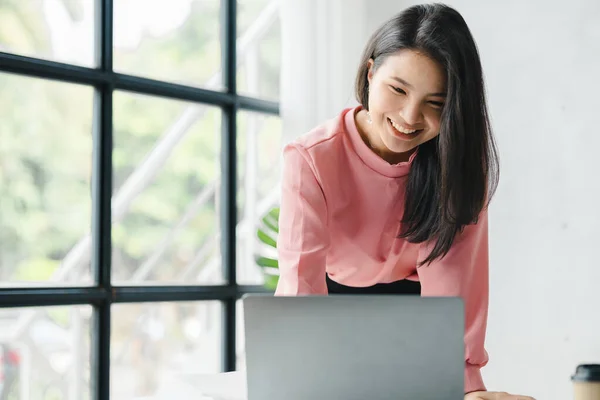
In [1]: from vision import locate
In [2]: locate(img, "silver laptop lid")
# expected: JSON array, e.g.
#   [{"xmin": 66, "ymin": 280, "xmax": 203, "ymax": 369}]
[{"xmin": 243, "ymin": 295, "xmax": 464, "ymax": 400}]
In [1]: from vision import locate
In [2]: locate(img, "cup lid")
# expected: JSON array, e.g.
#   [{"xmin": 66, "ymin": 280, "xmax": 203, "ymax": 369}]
[{"xmin": 572, "ymin": 364, "xmax": 600, "ymax": 382}]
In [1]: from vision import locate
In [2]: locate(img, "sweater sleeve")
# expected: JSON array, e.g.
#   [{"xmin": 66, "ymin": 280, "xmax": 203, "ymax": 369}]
[
  {"xmin": 416, "ymin": 209, "xmax": 490, "ymax": 394},
  {"xmin": 274, "ymin": 144, "xmax": 330, "ymax": 295}
]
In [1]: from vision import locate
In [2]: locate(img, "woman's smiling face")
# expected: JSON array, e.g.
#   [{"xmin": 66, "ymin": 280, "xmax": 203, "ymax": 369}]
[{"xmin": 362, "ymin": 49, "xmax": 447, "ymax": 161}]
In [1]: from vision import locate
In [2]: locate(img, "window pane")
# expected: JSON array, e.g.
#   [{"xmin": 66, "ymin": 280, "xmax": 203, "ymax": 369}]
[
  {"xmin": 0, "ymin": 305, "xmax": 92, "ymax": 399},
  {"xmin": 0, "ymin": 73, "xmax": 94, "ymax": 287},
  {"xmin": 112, "ymin": 92, "xmax": 222, "ymax": 285},
  {"xmin": 113, "ymin": 0, "xmax": 222, "ymax": 89},
  {"xmin": 237, "ymin": 0, "xmax": 281, "ymax": 100},
  {"xmin": 111, "ymin": 301, "xmax": 222, "ymax": 399},
  {"xmin": 236, "ymin": 111, "xmax": 282, "ymax": 286},
  {"xmin": 0, "ymin": 0, "xmax": 95, "ymax": 66}
]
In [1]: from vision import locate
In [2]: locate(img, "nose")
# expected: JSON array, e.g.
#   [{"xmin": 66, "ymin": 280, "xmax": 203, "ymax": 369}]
[{"xmin": 399, "ymin": 100, "xmax": 423, "ymax": 126}]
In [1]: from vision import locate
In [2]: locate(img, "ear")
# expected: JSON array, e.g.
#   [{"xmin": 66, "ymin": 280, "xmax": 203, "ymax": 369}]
[{"xmin": 367, "ymin": 58, "xmax": 375, "ymax": 85}]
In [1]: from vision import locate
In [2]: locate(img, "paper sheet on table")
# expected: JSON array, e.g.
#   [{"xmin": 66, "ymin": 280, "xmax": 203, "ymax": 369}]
[{"xmin": 179, "ymin": 371, "xmax": 247, "ymax": 400}]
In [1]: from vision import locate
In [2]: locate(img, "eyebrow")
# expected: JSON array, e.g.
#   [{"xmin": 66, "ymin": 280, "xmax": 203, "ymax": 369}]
[{"xmin": 392, "ymin": 76, "xmax": 447, "ymax": 97}]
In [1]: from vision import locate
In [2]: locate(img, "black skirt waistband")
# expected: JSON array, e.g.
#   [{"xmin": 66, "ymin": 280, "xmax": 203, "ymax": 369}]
[{"xmin": 326, "ymin": 274, "xmax": 421, "ymax": 295}]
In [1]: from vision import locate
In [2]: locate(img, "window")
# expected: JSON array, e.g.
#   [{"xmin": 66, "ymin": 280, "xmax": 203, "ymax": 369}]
[{"xmin": 0, "ymin": 0, "xmax": 279, "ymax": 398}]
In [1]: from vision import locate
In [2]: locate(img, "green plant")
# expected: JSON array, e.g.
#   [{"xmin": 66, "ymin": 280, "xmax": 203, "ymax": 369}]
[{"xmin": 255, "ymin": 206, "xmax": 280, "ymax": 290}]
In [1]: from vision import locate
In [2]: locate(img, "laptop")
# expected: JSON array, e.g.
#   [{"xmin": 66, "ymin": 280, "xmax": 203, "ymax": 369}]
[{"xmin": 242, "ymin": 294, "xmax": 465, "ymax": 400}]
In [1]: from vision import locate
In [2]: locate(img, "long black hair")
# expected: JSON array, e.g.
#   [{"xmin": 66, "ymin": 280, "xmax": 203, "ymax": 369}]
[{"xmin": 355, "ymin": 3, "xmax": 499, "ymax": 265}]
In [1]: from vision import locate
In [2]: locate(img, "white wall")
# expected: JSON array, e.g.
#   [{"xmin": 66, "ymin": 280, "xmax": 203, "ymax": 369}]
[
  {"xmin": 281, "ymin": 0, "xmax": 600, "ymax": 398},
  {"xmin": 280, "ymin": 0, "xmax": 367, "ymax": 143},
  {"xmin": 365, "ymin": 1, "xmax": 600, "ymax": 398}
]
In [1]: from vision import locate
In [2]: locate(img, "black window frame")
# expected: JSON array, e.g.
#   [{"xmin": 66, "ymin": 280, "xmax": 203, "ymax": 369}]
[{"xmin": 0, "ymin": 1, "xmax": 276, "ymax": 399}]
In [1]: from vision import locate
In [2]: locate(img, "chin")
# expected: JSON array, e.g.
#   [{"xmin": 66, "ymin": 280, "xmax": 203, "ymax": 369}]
[{"xmin": 382, "ymin": 136, "xmax": 419, "ymax": 156}]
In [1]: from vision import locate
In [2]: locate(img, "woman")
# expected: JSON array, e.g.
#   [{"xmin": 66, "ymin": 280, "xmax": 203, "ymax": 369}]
[{"xmin": 274, "ymin": 3, "xmax": 534, "ymax": 400}]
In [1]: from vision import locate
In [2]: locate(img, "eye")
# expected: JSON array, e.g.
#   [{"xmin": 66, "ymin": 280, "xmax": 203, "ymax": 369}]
[
  {"xmin": 428, "ymin": 101, "xmax": 444, "ymax": 109},
  {"xmin": 390, "ymin": 86, "xmax": 406, "ymax": 95}
]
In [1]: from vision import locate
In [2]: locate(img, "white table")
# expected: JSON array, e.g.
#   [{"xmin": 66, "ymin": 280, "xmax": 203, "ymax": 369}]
[{"xmin": 155, "ymin": 371, "xmax": 247, "ymax": 400}]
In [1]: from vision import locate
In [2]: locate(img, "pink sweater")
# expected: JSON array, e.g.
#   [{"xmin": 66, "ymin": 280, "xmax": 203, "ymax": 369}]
[{"xmin": 274, "ymin": 106, "xmax": 489, "ymax": 393}]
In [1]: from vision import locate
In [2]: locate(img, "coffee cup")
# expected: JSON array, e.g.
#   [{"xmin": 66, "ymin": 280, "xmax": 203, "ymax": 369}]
[{"xmin": 572, "ymin": 364, "xmax": 600, "ymax": 400}]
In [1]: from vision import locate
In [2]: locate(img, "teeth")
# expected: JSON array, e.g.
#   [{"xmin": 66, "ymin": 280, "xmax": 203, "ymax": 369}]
[{"xmin": 390, "ymin": 119, "xmax": 417, "ymax": 134}]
